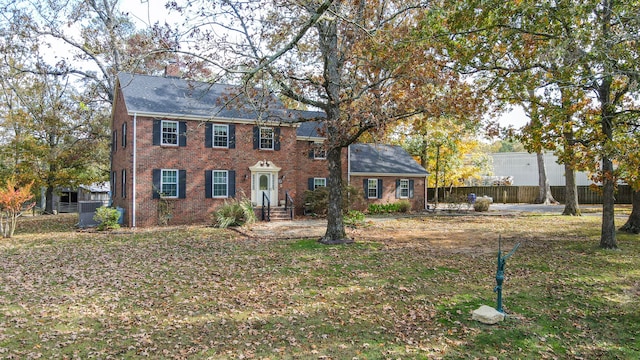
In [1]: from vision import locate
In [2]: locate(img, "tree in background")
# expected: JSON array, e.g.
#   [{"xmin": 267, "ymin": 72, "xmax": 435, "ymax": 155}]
[
  {"xmin": 421, "ymin": 0, "xmax": 640, "ymax": 248},
  {"xmin": 1, "ymin": 0, "xmax": 210, "ymax": 209},
  {"xmin": 1, "ymin": 71, "xmax": 106, "ymax": 214}
]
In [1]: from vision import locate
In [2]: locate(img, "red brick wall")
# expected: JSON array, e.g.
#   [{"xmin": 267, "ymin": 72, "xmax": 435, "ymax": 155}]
[
  {"xmin": 110, "ymin": 88, "xmax": 133, "ymax": 225},
  {"xmin": 349, "ymin": 175, "xmax": 426, "ymax": 212},
  {"xmin": 131, "ymin": 119, "xmax": 300, "ymax": 227}
]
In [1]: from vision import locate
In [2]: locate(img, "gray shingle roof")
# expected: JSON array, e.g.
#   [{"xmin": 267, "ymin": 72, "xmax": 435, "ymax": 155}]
[
  {"xmin": 296, "ymin": 121, "xmax": 326, "ymax": 138},
  {"xmin": 350, "ymin": 143, "xmax": 429, "ymax": 176},
  {"xmin": 117, "ymin": 72, "xmax": 323, "ymax": 123}
]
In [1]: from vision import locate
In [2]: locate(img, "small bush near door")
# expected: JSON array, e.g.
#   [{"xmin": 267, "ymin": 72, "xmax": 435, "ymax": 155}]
[{"xmin": 213, "ymin": 198, "xmax": 257, "ymax": 228}]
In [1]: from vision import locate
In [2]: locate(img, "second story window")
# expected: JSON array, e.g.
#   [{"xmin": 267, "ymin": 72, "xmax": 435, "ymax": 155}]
[
  {"xmin": 260, "ymin": 127, "xmax": 274, "ymax": 150},
  {"xmin": 162, "ymin": 120, "xmax": 179, "ymax": 146},
  {"xmin": 153, "ymin": 120, "xmax": 187, "ymax": 147},
  {"xmin": 213, "ymin": 124, "xmax": 229, "ymax": 148}
]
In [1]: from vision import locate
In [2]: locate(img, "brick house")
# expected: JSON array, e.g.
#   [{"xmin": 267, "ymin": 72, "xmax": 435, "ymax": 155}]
[{"xmin": 111, "ymin": 72, "xmax": 428, "ymax": 227}]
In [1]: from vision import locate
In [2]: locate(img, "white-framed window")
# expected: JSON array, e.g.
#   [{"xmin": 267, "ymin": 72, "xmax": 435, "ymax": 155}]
[
  {"xmin": 260, "ymin": 127, "xmax": 274, "ymax": 150},
  {"xmin": 161, "ymin": 169, "xmax": 179, "ymax": 198},
  {"xmin": 314, "ymin": 178, "xmax": 326, "ymax": 189},
  {"xmin": 313, "ymin": 146, "xmax": 326, "ymax": 159},
  {"xmin": 399, "ymin": 179, "xmax": 409, "ymax": 198},
  {"xmin": 212, "ymin": 124, "xmax": 229, "ymax": 148},
  {"xmin": 161, "ymin": 120, "xmax": 179, "ymax": 146},
  {"xmin": 367, "ymin": 178, "xmax": 378, "ymax": 199},
  {"xmin": 212, "ymin": 170, "xmax": 229, "ymax": 197}
]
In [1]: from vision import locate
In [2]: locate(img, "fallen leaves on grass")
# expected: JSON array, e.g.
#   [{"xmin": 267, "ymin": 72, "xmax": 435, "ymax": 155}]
[{"xmin": 0, "ymin": 214, "xmax": 638, "ymax": 359}]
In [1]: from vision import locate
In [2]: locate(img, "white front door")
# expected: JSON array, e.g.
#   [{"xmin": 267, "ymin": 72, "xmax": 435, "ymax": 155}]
[
  {"xmin": 249, "ymin": 160, "xmax": 281, "ymax": 207},
  {"xmin": 257, "ymin": 173, "xmax": 271, "ymax": 206}
]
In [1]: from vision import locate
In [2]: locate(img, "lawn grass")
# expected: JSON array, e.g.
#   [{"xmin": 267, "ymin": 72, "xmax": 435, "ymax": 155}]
[{"xmin": 0, "ymin": 213, "xmax": 638, "ymax": 359}]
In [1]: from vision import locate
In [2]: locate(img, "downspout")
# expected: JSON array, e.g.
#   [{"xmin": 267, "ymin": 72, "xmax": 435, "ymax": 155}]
[
  {"xmin": 132, "ymin": 113, "xmax": 137, "ymax": 227},
  {"xmin": 425, "ymin": 175, "xmax": 428, "ymax": 210}
]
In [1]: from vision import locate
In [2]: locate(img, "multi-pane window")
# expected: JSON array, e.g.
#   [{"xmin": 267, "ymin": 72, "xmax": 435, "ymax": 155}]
[
  {"xmin": 161, "ymin": 169, "xmax": 178, "ymax": 197},
  {"xmin": 367, "ymin": 179, "xmax": 378, "ymax": 199},
  {"xmin": 212, "ymin": 124, "xmax": 229, "ymax": 148},
  {"xmin": 399, "ymin": 179, "xmax": 409, "ymax": 198},
  {"xmin": 313, "ymin": 146, "xmax": 326, "ymax": 159},
  {"xmin": 161, "ymin": 120, "xmax": 179, "ymax": 146},
  {"xmin": 212, "ymin": 170, "xmax": 228, "ymax": 197},
  {"xmin": 314, "ymin": 178, "xmax": 326, "ymax": 189},
  {"xmin": 260, "ymin": 127, "xmax": 274, "ymax": 150}
]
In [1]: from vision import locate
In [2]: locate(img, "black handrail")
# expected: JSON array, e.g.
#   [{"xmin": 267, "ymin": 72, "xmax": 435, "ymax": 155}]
[
  {"xmin": 261, "ymin": 192, "xmax": 271, "ymax": 221},
  {"xmin": 285, "ymin": 191, "xmax": 294, "ymax": 220}
]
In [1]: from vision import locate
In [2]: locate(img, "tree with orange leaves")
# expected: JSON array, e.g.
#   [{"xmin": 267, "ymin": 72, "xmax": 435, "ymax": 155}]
[{"xmin": 0, "ymin": 177, "xmax": 35, "ymax": 238}]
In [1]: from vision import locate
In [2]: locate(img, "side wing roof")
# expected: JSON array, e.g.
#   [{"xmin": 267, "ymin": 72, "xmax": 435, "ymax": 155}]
[{"xmin": 349, "ymin": 143, "xmax": 429, "ymax": 176}]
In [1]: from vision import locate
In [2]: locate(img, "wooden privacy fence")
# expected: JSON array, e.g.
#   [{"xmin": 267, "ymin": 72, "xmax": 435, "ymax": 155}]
[{"xmin": 428, "ymin": 185, "xmax": 633, "ymax": 204}]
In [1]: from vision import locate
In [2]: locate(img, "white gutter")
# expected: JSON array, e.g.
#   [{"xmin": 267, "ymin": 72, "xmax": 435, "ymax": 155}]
[
  {"xmin": 127, "ymin": 111, "xmax": 301, "ymax": 127},
  {"xmin": 132, "ymin": 113, "xmax": 137, "ymax": 228}
]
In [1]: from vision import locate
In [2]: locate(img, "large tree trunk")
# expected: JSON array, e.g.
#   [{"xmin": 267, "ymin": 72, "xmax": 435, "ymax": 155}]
[
  {"xmin": 562, "ymin": 163, "xmax": 581, "ymax": 216},
  {"xmin": 320, "ymin": 146, "xmax": 351, "ymax": 244},
  {"xmin": 44, "ymin": 185, "xmax": 55, "ymax": 215},
  {"xmin": 620, "ymin": 190, "xmax": 640, "ymax": 234},
  {"xmin": 535, "ymin": 151, "xmax": 557, "ymax": 205},
  {"xmin": 598, "ymin": 4, "xmax": 617, "ymax": 249},
  {"xmin": 600, "ymin": 156, "xmax": 617, "ymax": 248}
]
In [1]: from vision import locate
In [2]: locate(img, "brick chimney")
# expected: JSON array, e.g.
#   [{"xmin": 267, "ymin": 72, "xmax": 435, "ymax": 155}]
[{"xmin": 164, "ymin": 61, "xmax": 181, "ymax": 78}]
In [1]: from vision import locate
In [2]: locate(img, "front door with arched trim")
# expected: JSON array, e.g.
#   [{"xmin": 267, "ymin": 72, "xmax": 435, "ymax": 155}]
[{"xmin": 249, "ymin": 161, "xmax": 280, "ymax": 207}]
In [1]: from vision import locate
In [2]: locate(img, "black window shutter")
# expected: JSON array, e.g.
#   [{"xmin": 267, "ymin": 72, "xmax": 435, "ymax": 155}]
[
  {"xmin": 122, "ymin": 169, "xmax": 126, "ymax": 198},
  {"xmin": 205, "ymin": 123, "xmax": 212, "ymax": 148},
  {"xmin": 308, "ymin": 178, "xmax": 315, "ymax": 190},
  {"xmin": 122, "ymin": 123, "xmax": 127, "ymax": 148},
  {"xmin": 112, "ymin": 171, "xmax": 117, "ymax": 198},
  {"xmin": 377, "ymin": 179, "xmax": 383, "ymax": 199},
  {"xmin": 205, "ymin": 170, "xmax": 212, "ymax": 198},
  {"xmin": 253, "ymin": 126, "xmax": 259, "ymax": 149},
  {"xmin": 179, "ymin": 122, "xmax": 187, "ymax": 147},
  {"xmin": 309, "ymin": 149, "xmax": 314, "ymax": 158},
  {"xmin": 178, "ymin": 170, "xmax": 187, "ymax": 198},
  {"xmin": 229, "ymin": 124, "xmax": 236, "ymax": 149},
  {"xmin": 395, "ymin": 179, "xmax": 401, "ymax": 199},
  {"xmin": 112, "ymin": 130, "xmax": 117, "ymax": 152},
  {"xmin": 409, "ymin": 180, "xmax": 415, "ymax": 199},
  {"xmin": 153, "ymin": 120, "xmax": 161, "ymax": 145},
  {"xmin": 152, "ymin": 169, "xmax": 161, "ymax": 199},
  {"xmin": 363, "ymin": 179, "xmax": 368, "ymax": 196},
  {"xmin": 274, "ymin": 127, "xmax": 281, "ymax": 151},
  {"xmin": 229, "ymin": 170, "xmax": 236, "ymax": 197}
]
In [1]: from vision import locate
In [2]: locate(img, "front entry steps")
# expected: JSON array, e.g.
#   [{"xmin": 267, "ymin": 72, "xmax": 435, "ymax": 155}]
[{"xmin": 257, "ymin": 206, "xmax": 294, "ymax": 221}]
